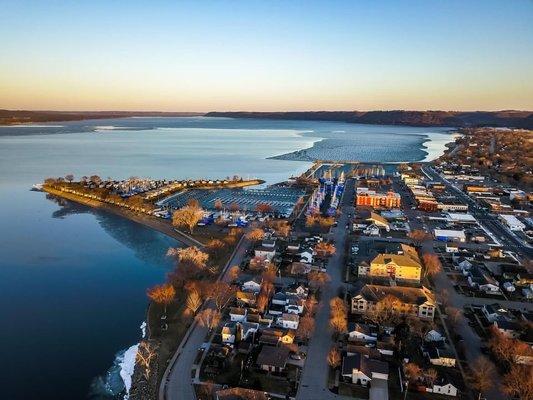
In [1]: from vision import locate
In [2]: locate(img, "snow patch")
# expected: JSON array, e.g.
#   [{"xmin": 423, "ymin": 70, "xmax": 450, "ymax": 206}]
[{"xmin": 120, "ymin": 344, "xmax": 139, "ymax": 399}]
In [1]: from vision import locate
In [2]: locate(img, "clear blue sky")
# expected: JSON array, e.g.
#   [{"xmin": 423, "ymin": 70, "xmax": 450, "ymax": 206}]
[{"xmin": 1, "ymin": 0, "xmax": 532, "ymax": 111}]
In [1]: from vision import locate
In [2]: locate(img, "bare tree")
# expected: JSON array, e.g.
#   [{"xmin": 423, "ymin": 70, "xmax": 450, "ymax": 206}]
[
  {"xmin": 136, "ymin": 341, "xmax": 158, "ymax": 381},
  {"xmin": 308, "ymin": 271, "xmax": 331, "ymax": 289},
  {"xmin": 228, "ymin": 265, "xmax": 241, "ymax": 282},
  {"xmin": 327, "ymin": 347, "xmax": 341, "ymax": 368},
  {"xmin": 404, "ymin": 362, "xmax": 421, "ymax": 383},
  {"xmin": 185, "ymin": 289, "xmax": 202, "ymax": 315},
  {"xmin": 422, "ymin": 253, "xmax": 442, "ymax": 277},
  {"xmin": 246, "ymin": 228, "xmax": 265, "ymax": 242},
  {"xmin": 65, "ymin": 174, "xmax": 74, "ymax": 183},
  {"xmin": 502, "ymin": 364, "xmax": 533, "ymax": 400},
  {"xmin": 146, "ymin": 283, "xmax": 175, "ymax": 318},
  {"xmin": 195, "ymin": 309, "xmax": 222, "ymax": 331},
  {"xmin": 468, "ymin": 356, "xmax": 495, "ymax": 398},
  {"xmin": 297, "ymin": 315, "xmax": 315, "ymax": 341},
  {"xmin": 408, "ymin": 229, "xmax": 432, "ymax": 246},
  {"xmin": 214, "ymin": 199, "xmax": 223, "ymax": 211},
  {"xmin": 425, "ymin": 368, "xmax": 438, "ymax": 387},
  {"xmin": 445, "ymin": 306, "xmax": 463, "ymax": 329},
  {"xmin": 206, "ymin": 281, "xmax": 237, "ymax": 311},
  {"xmin": 172, "ymin": 204, "xmax": 204, "ymax": 234},
  {"xmin": 177, "ymin": 246, "xmax": 209, "ymax": 269},
  {"xmin": 314, "ymin": 242, "xmax": 336, "ymax": 257}
]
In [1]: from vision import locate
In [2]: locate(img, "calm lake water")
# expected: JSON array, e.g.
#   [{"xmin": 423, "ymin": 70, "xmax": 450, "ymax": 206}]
[{"xmin": 0, "ymin": 117, "xmax": 452, "ymax": 399}]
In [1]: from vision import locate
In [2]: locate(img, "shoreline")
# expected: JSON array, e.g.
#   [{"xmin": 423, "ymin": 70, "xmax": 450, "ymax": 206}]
[
  {"xmin": 42, "ymin": 186, "xmax": 204, "ymax": 247},
  {"xmin": 269, "ymin": 129, "xmax": 457, "ymax": 164}
]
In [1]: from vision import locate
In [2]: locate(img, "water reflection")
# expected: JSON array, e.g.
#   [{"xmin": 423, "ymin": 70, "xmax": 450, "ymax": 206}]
[{"xmin": 46, "ymin": 194, "xmax": 178, "ymax": 268}]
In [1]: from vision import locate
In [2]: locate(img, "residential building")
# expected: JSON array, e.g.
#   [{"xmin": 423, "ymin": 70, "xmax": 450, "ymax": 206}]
[
  {"xmin": 256, "ymin": 345, "xmax": 290, "ymax": 372},
  {"xmin": 341, "ymin": 352, "xmax": 389, "ymax": 386},
  {"xmin": 356, "ymin": 190, "xmax": 401, "ymax": 209},
  {"xmin": 351, "ymin": 284, "xmax": 436, "ymax": 320},
  {"xmin": 360, "ymin": 253, "xmax": 422, "ymax": 283}
]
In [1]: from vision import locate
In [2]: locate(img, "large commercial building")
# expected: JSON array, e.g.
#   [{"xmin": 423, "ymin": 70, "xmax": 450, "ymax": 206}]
[
  {"xmin": 351, "ymin": 284, "xmax": 436, "ymax": 320},
  {"xmin": 356, "ymin": 189, "xmax": 401, "ymax": 209},
  {"xmin": 434, "ymin": 229, "xmax": 466, "ymax": 242},
  {"xmin": 499, "ymin": 214, "xmax": 525, "ymax": 231}
]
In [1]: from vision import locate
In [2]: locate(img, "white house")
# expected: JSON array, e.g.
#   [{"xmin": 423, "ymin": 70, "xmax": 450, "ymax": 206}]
[
  {"xmin": 427, "ymin": 380, "xmax": 458, "ymax": 397},
  {"xmin": 277, "ymin": 313, "xmax": 299, "ymax": 330},
  {"xmin": 229, "ymin": 307, "xmax": 247, "ymax": 322},
  {"xmin": 254, "ymin": 246, "xmax": 276, "ymax": 261},
  {"xmin": 425, "ymin": 330, "xmax": 445, "ymax": 343},
  {"xmin": 348, "ymin": 323, "xmax": 377, "ymax": 342},
  {"xmin": 445, "ymin": 243, "xmax": 459, "ymax": 253},
  {"xmin": 341, "ymin": 352, "xmax": 389, "ymax": 386},
  {"xmin": 299, "ymin": 250, "xmax": 313, "ymax": 264},
  {"xmin": 241, "ymin": 278, "xmax": 261, "ymax": 293}
]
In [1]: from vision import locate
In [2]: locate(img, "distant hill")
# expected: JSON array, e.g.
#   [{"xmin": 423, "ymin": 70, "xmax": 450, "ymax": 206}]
[
  {"xmin": 0, "ymin": 110, "xmax": 203, "ymax": 125},
  {"xmin": 205, "ymin": 110, "xmax": 533, "ymax": 129}
]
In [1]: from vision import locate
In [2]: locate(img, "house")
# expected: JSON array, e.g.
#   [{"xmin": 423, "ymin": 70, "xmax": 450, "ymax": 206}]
[
  {"xmin": 425, "ymin": 330, "xmax": 445, "ymax": 343},
  {"xmin": 341, "ymin": 352, "xmax": 389, "ymax": 386},
  {"xmin": 427, "ymin": 378, "xmax": 458, "ymax": 397},
  {"xmin": 426, "ymin": 347, "xmax": 456, "ymax": 367},
  {"xmin": 261, "ymin": 238, "xmax": 276, "ymax": 248},
  {"xmin": 221, "ymin": 323, "xmax": 236, "ymax": 344},
  {"xmin": 364, "ymin": 224, "xmax": 381, "ymax": 236},
  {"xmin": 351, "ymin": 284, "xmax": 436, "ymax": 320},
  {"xmin": 256, "ymin": 345, "xmax": 290, "ymax": 372},
  {"xmin": 376, "ymin": 337, "xmax": 395, "ymax": 356},
  {"xmin": 286, "ymin": 284, "xmax": 309, "ymax": 299},
  {"xmin": 445, "ymin": 243, "xmax": 459, "ymax": 253},
  {"xmin": 254, "ymin": 245, "xmax": 276, "ymax": 261},
  {"xmin": 236, "ymin": 291, "xmax": 257, "ymax": 306},
  {"xmin": 272, "ymin": 292, "xmax": 287, "ymax": 306},
  {"xmin": 367, "ymin": 212, "xmax": 390, "ymax": 231},
  {"xmin": 290, "ymin": 262, "xmax": 311, "ymax": 275},
  {"xmin": 482, "ymin": 303, "xmax": 508, "ymax": 322},
  {"xmin": 348, "ymin": 323, "xmax": 377, "ymax": 342},
  {"xmin": 494, "ymin": 319, "xmax": 522, "ymax": 338},
  {"xmin": 299, "ymin": 250, "xmax": 313, "ymax": 264},
  {"xmin": 468, "ymin": 267, "xmax": 500, "ymax": 293},
  {"xmin": 277, "ymin": 313, "xmax": 299, "ymax": 330},
  {"xmin": 229, "ymin": 307, "xmax": 247, "ymax": 322},
  {"xmin": 221, "ymin": 322, "xmax": 259, "ymax": 344},
  {"xmin": 241, "ymin": 277, "xmax": 261, "ymax": 293}
]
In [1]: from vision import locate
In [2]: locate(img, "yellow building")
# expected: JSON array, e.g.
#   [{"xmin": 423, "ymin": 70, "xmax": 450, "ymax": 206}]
[{"xmin": 365, "ymin": 250, "xmax": 422, "ymax": 282}]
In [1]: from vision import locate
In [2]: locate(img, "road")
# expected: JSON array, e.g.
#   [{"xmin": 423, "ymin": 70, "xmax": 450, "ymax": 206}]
[
  {"xmin": 422, "ymin": 166, "xmax": 533, "ymax": 259},
  {"xmin": 160, "ymin": 235, "xmax": 251, "ymax": 400},
  {"xmin": 296, "ymin": 178, "xmax": 355, "ymax": 400}
]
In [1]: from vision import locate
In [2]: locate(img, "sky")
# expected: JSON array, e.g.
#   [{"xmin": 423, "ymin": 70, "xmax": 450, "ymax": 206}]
[{"xmin": 0, "ymin": 0, "xmax": 532, "ymax": 112}]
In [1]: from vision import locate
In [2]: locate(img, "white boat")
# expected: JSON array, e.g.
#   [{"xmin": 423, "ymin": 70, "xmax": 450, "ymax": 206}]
[{"xmin": 31, "ymin": 183, "xmax": 44, "ymax": 191}]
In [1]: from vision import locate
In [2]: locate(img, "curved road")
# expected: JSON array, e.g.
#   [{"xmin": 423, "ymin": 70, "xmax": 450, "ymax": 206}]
[{"xmin": 161, "ymin": 236, "xmax": 250, "ymax": 400}]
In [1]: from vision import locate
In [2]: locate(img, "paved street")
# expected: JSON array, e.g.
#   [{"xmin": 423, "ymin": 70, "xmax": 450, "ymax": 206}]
[
  {"xmin": 161, "ymin": 236, "xmax": 251, "ymax": 400},
  {"xmin": 422, "ymin": 166, "xmax": 533, "ymax": 259},
  {"xmin": 296, "ymin": 178, "xmax": 355, "ymax": 400}
]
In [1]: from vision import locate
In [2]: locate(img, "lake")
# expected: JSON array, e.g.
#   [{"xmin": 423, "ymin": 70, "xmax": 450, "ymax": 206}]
[{"xmin": 0, "ymin": 117, "xmax": 453, "ymax": 399}]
